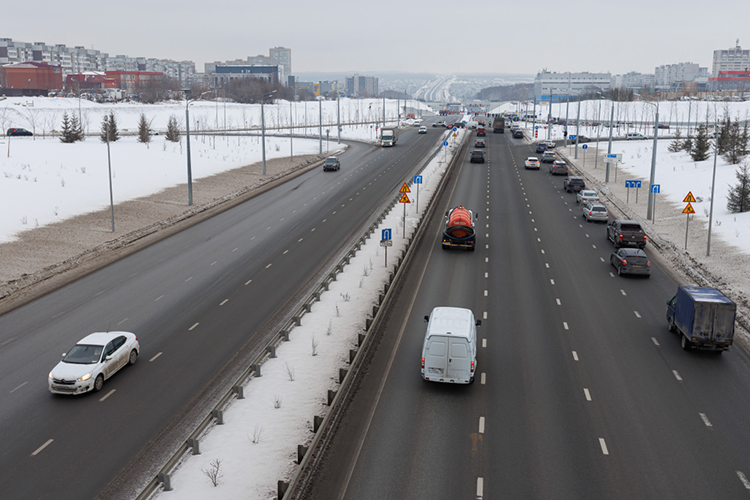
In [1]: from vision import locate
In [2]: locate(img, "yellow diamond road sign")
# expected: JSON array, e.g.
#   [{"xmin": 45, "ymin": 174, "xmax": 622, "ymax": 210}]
[
  {"xmin": 683, "ymin": 191, "xmax": 696, "ymax": 203},
  {"xmin": 399, "ymin": 183, "xmax": 411, "ymax": 193},
  {"xmin": 682, "ymin": 203, "xmax": 695, "ymax": 214},
  {"xmin": 399, "ymin": 193, "xmax": 410, "ymax": 203}
]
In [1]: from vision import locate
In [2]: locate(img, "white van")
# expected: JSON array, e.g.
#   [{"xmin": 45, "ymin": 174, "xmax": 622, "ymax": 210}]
[{"xmin": 421, "ymin": 307, "xmax": 480, "ymax": 384}]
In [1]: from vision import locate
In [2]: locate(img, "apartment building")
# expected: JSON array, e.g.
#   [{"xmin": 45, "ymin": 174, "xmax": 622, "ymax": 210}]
[{"xmin": 533, "ymin": 71, "xmax": 611, "ymax": 101}]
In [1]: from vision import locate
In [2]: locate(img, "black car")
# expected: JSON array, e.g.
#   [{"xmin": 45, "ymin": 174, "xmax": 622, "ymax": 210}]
[
  {"xmin": 323, "ymin": 156, "xmax": 341, "ymax": 171},
  {"xmin": 536, "ymin": 143, "xmax": 547, "ymax": 153},
  {"xmin": 563, "ymin": 176, "xmax": 586, "ymax": 193},
  {"xmin": 610, "ymin": 248, "xmax": 651, "ymax": 277},
  {"xmin": 474, "ymin": 139, "xmax": 486, "ymax": 148},
  {"xmin": 470, "ymin": 150, "xmax": 485, "ymax": 163},
  {"xmin": 6, "ymin": 128, "xmax": 33, "ymax": 137},
  {"xmin": 512, "ymin": 130, "xmax": 524, "ymax": 139}
]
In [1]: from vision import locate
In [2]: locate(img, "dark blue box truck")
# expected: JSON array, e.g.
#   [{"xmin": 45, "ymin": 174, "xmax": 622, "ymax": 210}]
[{"xmin": 666, "ymin": 286, "xmax": 736, "ymax": 352}]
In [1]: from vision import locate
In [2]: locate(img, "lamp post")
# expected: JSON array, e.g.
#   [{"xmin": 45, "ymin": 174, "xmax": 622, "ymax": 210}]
[
  {"xmin": 594, "ymin": 92, "xmax": 603, "ymax": 169},
  {"xmin": 644, "ymin": 99, "xmax": 660, "ymax": 220},
  {"xmin": 183, "ymin": 88, "xmax": 194, "ymax": 206},
  {"xmin": 261, "ymin": 90, "xmax": 277, "ymax": 175},
  {"xmin": 606, "ymin": 98, "xmax": 615, "ymax": 182},
  {"xmin": 574, "ymin": 94, "xmax": 581, "ymax": 159},
  {"xmin": 707, "ymin": 112, "xmax": 719, "ymax": 256}
]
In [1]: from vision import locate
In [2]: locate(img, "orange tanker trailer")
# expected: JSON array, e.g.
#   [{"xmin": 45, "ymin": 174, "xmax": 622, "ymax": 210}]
[{"xmin": 442, "ymin": 204, "xmax": 477, "ymax": 251}]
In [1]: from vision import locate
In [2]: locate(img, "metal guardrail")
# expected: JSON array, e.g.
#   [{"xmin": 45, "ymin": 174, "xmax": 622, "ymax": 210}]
[{"xmin": 135, "ymin": 129, "xmax": 462, "ymax": 500}]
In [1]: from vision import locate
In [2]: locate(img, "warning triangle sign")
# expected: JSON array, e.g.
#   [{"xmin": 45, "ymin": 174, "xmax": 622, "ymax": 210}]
[
  {"xmin": 682, "ymin": 203, "xmax": 695, "ymax": 214},
  {"xmin": 399, "ymin": 183, "xmax": 411, "ymax": 193},
  {"xmin": 399, "ymin": 193, "xmax": 411, "ymax": 203},
  {"xmin": 683, "ymin": 191, "xmax": 696, "ymax": 203}
]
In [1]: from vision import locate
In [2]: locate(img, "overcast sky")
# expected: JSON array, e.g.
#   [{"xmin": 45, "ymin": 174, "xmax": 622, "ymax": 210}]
[{"xmin": 4, "ymin": 0, "xmax": 748, "ymax": 76}]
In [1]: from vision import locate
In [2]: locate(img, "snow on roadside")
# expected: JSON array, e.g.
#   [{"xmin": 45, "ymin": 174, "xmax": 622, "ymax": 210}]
[{"xmin": 153, "ymin": 127, "xmax": 466, "ymax": 499}]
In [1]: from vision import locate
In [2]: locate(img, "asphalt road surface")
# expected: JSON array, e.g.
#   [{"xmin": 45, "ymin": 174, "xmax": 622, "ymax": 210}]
[
  {"xmin": 301, "ymin": 122, "xmax": 750, "ymax": 500},
  {"xmin": 0, "ymin": 123, "xmax": 447, "ymax": 499}
]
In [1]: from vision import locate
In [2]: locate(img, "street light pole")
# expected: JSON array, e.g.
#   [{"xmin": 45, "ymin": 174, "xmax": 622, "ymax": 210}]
[
  {"xmin": 184, "ymin": 90, "xmax": 193, "ymax": 206},
  {"xmin": 574, "ymin": 95, "xmax": 581, "ymax": 159},
  {"xmin": 646, "ymin": 100, "xmax": 660, "ymax": 220},
  {"xmin": 707, "ymin": 118, "xmax": 719, "ymax": 256},
  {"xmin": 319, "ymin": 97, "xmax": 322, "ymax": 154},
  {"xmin": 261, "ymin": 90, "xmax": 277, "ymax": 176},
  {"xmin": 595, "ymin": 94, "xmax": 602, "ymax": 169},
  {"xmin": 606, "ymin": 100, "xmax": 615, "ymax": 182}
]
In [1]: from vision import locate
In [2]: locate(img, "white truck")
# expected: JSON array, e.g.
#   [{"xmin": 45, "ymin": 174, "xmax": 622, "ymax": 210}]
[{"xmin": 381, "ymin": 127, "xmax": 398, "ymax": 147}]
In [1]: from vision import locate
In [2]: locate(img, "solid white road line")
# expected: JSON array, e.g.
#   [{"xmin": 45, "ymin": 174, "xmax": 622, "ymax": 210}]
[
  {"xmin": 479, "ymin": 417, "xmax": 485, "ymax": 434},
  {"xmin": 117, "ymin": 318, "xmax": 128, "ymax": 325},
  {"xmin": 189, "ymin": 323, "xmax": 199, "ymax": 331},
  {"xmin": 99, "ymin": 389, "xmax": 116, "ymax": 402},
  {"xmin": 673, "ymin": 370, "xmax": 683, "ymax": 381},
  {"xmin": 584, "ymin": 388, "xmax": 592, "ymax": 401},
  {"xmin": 31, "ymin": 439, "xmax": 54, "ymax": 456},
  {"xmin": 154, "ymin": 295, "xmax": 163, "ymax": 302},
  {"xmin": 149, "ymin": 352, "xmax": 162, "ymax": 362},
  {"xmin": 599, "ymin": 438, "xmax": 610, "ymax": 455},
  {"xmin": 477, "ymin": 477, "xmax": 484, "ymax": 498},
  {"xmin": 699, "ymin": 413, "xmax": 713, "ymax": 427}
]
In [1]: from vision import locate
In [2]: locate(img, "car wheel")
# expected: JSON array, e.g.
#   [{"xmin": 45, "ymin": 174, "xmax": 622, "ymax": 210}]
[
  {"xmin": 668, "ymin": 318, "xmax": 676, "ymax": 333},
  {"xmin": 128, "ymin": 349, "xmax": 138, "ymax": 365},
  {"xmin": 94, "ymin": 374, "xmax": 104, "ymax": 392},
  {"xmin": 681, "ymin": 335, "xmax": 692, "ymax": 351}
]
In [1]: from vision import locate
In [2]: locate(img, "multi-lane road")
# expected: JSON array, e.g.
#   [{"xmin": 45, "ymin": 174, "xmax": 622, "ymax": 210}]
[
  {"xmin": 0, "ymin": 126, "xmax": 445, "ymax": 499},
  {"xmin": 300, "ymin": 123, "xmax": 750, "ymax": 499}
]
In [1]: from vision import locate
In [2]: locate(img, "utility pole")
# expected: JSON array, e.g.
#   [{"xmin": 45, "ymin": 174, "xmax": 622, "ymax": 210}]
[
  {"xmin": 337, "ymin": 95, "xmax": 341, "ymax": 144},
  {"xmin": 574, "ymin": 95, "xmax": 581, "ymax": 159},
  {"xmin": 319, "ymin": 97, "xmax": 322, "ymax": 154},
  {"xmin": 606, "ymin": 100, "xmax": 615, "ymax": 182}
]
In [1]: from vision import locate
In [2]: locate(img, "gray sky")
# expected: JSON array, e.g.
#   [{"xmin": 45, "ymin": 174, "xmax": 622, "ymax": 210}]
[{"xmin": 4, "ymin": 0, "xmax": 749, "ymax": 75}]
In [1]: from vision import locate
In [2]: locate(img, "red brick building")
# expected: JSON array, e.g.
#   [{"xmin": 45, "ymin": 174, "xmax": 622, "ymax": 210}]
[
  {"xmin": 3, "ymin": 61, "xmax": 62, "ymax": 92},
  {"xmin": 104, "ymin": 71, "xmax": 163, "ymax": 91},
  {"xmin": 65, "ymin": 71, "xmax": 119, "ymax": 90}
]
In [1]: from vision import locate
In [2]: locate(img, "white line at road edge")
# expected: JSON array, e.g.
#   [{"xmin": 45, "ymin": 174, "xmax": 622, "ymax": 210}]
[
  {"xmin": 10, "ymin": 381, "xmax": 28, "ymax": 393},
  {"xmin": 477, "ymin": 477, "xmax": 484, "ymax": 498},
  {"xmin": 31, "ymin": 439, "xmax": 53, "ymax": 456},
  {"xmin": 599, "ymin": 438, "xmax": 609, "ymax": 455}
]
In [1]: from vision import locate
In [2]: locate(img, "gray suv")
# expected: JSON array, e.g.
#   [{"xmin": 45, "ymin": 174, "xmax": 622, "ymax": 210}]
[
  {"xmin": 563, "ymin": 176, "xmax": 586, "ymax": 192},
  {"xmin": 541, "ymin": 151, "xmax": 556, "ymax": 163}
]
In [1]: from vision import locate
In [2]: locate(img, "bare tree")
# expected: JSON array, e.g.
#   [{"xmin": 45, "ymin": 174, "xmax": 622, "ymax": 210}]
[
  {"xmin": 202, "ymin": 459, "xmax": 223, "ymax": 487},
  {"xmin": 24, "ymin": 108, "xmax": 42, "ymax": 140}
]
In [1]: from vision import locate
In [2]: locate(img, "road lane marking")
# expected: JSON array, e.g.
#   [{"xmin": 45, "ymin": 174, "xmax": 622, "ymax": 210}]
[
  {"xmin": 651, "ymin": 337, "xmax": 660, "ymax": 346},
  {"xmin": 185, "ymin": 277, "xmax": 193, "ymax": 282},
  {"xmin": 220, "ymin": 299, "xmax": 229, "ymax": 306},
  {"xmin": 482, "ymin": 339, "xmax": 487, "ymax": 348},
  {"xmin": 485, "ymin": 272, "xmax": 488, "ymax": 278},
  {"xmin": 737, "ymin": 471, "xmax": 750, "ymax": 490},
  {"xmin": 265, "ymin": 263, "xmax": 272, "ymax": 269},
  {"xmin": 10, "ymin": 381, "xmax": 28, "ymax": 393},
  {"xmin": 99, "ymin": 389, "xmax": 116, "ymax": 402},
  {"xmin": 609, "ymin": 272, "xmax": 615, "ymax": 277},
  {"xmin": 483, "ymin": 311, "xmax": 487, "ymax": 319},
  {"xmin": 563, "ymin": 322, "xmax": 569, "ymax": 330},
  {"xmin": 31, "ymin": 439, "xmax": 54, "ymax": 456},
  {"xmin": 95, "ymin": 290, "xmax": 105, "ymax": 296},
  {"xmin": 699, "ymin": 413, "xmax": 713, "ymax": 428},
  {"xmin": 154, "ymin": 295, "xmax": 163, "ymax": 302},
  {"xmin": 484, "ymin": 290, "xmax": 488, "ymax": 296},
  {"xmin": 283, "ymin": 250, "xmax": 289, "ymax": 255},
  {"xmin": 584, "ymin": 388, "xmax": 592, "ymax": 401},
  {"xmin": 477, "ymin": 477, "xmax": 484, "ymax": 498},
  {"xmin": 189, "ymin": 323, "xmax": 199, "ymax": 331},
  {"xmin": 572, "ymin": 351, "xmax": 579, "ymax": 361},
  {"xmin": 232, "ymin": 248, "xmax": 238, "ymax": 252},
  {"xmin": 479, "ymin": 417, "xmax": 485, "ymax": 434},
  {"xmin": 634, "ymin": 311, "xmax": 641, "ymax": 318},
  {"xmin": 621, "ymin": 290, "xmax": 627, "ymax": 296},
  {"xmin": 245, "ymin": 279, "xmax": 252, "ymax": 285},
  {"xmin": 210, "ymin": 261, "xmax": 217, "ymax": 266},
  {"xmin": 541, "ymin": 249, "xmax": 545, "ymax": 254},
  {"xmin": 149, "ymin": 352, "xmax": 162, "ymax": 362},
  {"xmin": 550, "ymin": 279, "xmax": 555, "ymax": 285},
  {"xmin": 485, "ymin": 257, "xmax": 488, "ymax": 263},
  {"xmin": 673, "ymin": 370, "xmax": 683, "ymax": 381},
  {"xmin": 592, "ymin": 244, "xmax": 597, "ymax": 248},
  {"xmin": 251, "ymin": 236, "xmax": 256, "ymax": 240},
  {"xmin": 545, "ymin": 263, "xmax": 550, "ymax": 268},
  {"xmin": 556, "ymin": 298, "xmax": 561, "ymax": 305},
  {"xmin": 117, "ymin": 318, "xmax": 128, "ymax": 326},
  {"xmin": 537, "ymin": 238, "xmax": 541, "ymax": 242},
  {"xmin": 311, "ymin": 227, "xmax": 316, "ymax": 232},
  {"xmin": 600, "ymin": 257, "xmax": 605, "ymax": 262},
  {"xmin": 298, "ymin": 238, "xmax": 304, "ymax": 242},
  {"xmin": 599, "ymin": 438, "xmax": 609, "ymax": 455}
]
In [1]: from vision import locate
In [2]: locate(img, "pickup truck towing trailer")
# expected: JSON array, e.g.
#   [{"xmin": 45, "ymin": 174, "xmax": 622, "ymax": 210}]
[
  {"xmin": 667, "ymin": 286, "xmax": 736, "ymax": 351},
  {"xmin": 381, "ymin": 127, "xmax": 398, "ymax": 147},
  {"xmin": 442, "ymin": 205, "xmax": 477, "ymax": 250}
]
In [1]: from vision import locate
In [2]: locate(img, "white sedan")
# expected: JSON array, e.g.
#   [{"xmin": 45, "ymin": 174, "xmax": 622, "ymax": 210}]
[
  {"xmin": 576, "ymin": 189, "xmax": 600, "ymax": 205},
  {"xmin": 524, "ymin": 157, "xmax": 540, "ymax": 169},
  {"xmin": 48, "ymin": 331, "xmax": 140, "ymax": 395}
]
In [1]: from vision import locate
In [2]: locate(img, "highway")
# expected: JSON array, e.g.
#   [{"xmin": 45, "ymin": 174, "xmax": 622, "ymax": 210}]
[
  {"xmin": 300, "ymin": 121, "xmax": 750, "ymax": 499},
  {"xmin": 0, "ymin": 124, "xmax": 446, "ymax": 499}
]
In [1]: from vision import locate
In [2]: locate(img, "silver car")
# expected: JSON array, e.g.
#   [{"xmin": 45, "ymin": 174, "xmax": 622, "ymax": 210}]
[
  {"xmin": 582, "ymin": 202, "xmax": 609, "ymax": 222},
  {"xmin": 576, "ymin": 189, "xmax": 600, "ymax": 205}
]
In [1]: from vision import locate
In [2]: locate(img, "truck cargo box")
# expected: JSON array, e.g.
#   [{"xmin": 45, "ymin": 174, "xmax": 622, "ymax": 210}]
[{"xmin": 667, "ymin": 286, "xmax": 736, "ymax": 351}]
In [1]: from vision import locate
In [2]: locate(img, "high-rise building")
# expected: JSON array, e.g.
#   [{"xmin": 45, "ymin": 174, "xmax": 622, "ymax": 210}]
[
  {"xmin": 345, "ymin": 74, "xmax": 378, "ymax": 97},
  {"xmin": 269, "ymin": 47, "xmax": 291, "ymax": 78},
  {"xmin": 712, "ymin": 40, "xmax": 749, "ymax": 77},
  {"xmin": 654, "ymin": 62, "xmax": 708, "ymax": 91}
]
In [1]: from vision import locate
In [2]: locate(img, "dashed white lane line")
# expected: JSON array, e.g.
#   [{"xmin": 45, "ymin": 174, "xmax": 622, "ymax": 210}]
[
  {"xmin": 185, "ymin": 276, "xmax": 193, "ymax": 282},
  {"xmin": 673, "ymin": 370, "xmax": 683, "ymax": 381},
  {"xmin": 265, "ymin": 263, "xmax": 272, "ymax": 269},
  {"xmin": 266, "ymin": 226, "xmax": 271, "ymax": 230},
  {"xmin": 484, "ymin": 272, "xmax": 488, "ymax": 278},
  {"xmin": 95, "ymin": 290, "xmax": 105, "ymax": 297},
  {"xmin": 572, "ymin": 351, "xmax": 579, "ymax": 361},
  {"xmin": 600, "ymin": 257, "xmax": 605, "ymax": 262},
  {"xmin": 220, "ymin": 299, "xmax": 229, "ymax": 306},
  {"xmin": 31, "ymin": 439, "xmax": 54, "ymax": 456},
  {"xmin": 599, "ymin": 438, "xmax": 610, "ymax": 455},
  {"xmin": 541, "ymin": 249, "xmax": 545, "ymax": 254},
  {"xmin": 482, "ymin": 338, "xmax": 487, "ymax": 348},
  {"xmin": 545, "ymin": 263, "xmax": 550, "ymax": 268},
  {"xmin": 609, "ymin": 272, "xmax": 615, "ymax": 278},
  {"xmin": 621, "ymin": 290, "xmax": 627, "ymax": 296},
  {"xmin": 537, "ymin": 238, "xmax": 541, "ymax": 242},
  {"xmin": 484, "ymin": 290, "xmax": 488, "ymax": 297},
  {"xmin": 251, "ymin": 236, "xmax": 256, "ymax": 240},
  {"xmin": 584, "ymin": 388, "xmax": 592, "ymax": 401},
  {"xmin": 481, "ymin": 372, "xmax": 486, "ymax": 384},
  {"xmin": 477, "ymin": 477, "xmax": 484, "ymax": 498},
  {"xmin": 311, "ymin": 227, "xmax": 316, "ymax": 232},
  {"xmin": 483, "ymin": 311, "xmax": 488, "ymax": 319},
  {"xmin": 479, "ymin": 417, "xmax": 485, "ymax": 434},
  {"xmin": 210, "ymin": 261, "xmax": 217, "ymax": 266},
  {"xmin": 189, "ymin": 323, "xmax": 199, "ymax": 331},
  {"xmin": 485, "ymin": 257, "xmax": 488, "ymax": 263},
  {"xmin": 550, "ymin": 279, "xmax": 555, "ymax": 285},
  {"xmin": 699, "ymin": 412, "xmax": 713, "ymax": 428},
  {"xmin": 154, "ymin": 295, "xmax": 164, "ymax": 302},
  {"xmin": 298, "ymin": 238, "xmax": 304, "ymax": 242},
  {"xmin": 651, "ymin": 337, "xmax": 660, "ymax": 346},
  {"xmin": 592, "ymin": 244, "xmax": 596, "ymax": 248},
  {"xmin": 283, "ymin": 250, "xmax": 289, "ymax": 255},
  {"xmin": 245, "ymin": 279, "xmax": 252, "ymax": 285},
  {"xmin": 563, "ymin": 322, "xmax": 569, "ymax": 330},
  {"xmin": 232, "ymin": 248, "xmax": 238, "ymax": 252},
  {"xmin": 149, "ymin": 352, "xmax": 162, "ymax": 362},
  {"xmin": 11, "ymin": 381, "xmax": 28, "ymax": 393},
  {"xmin": 117, "ymin": 318, "xmax": 128, "ymax": 326},
  {"xmin": 737, "ymin": 471, "xmax": 750, "ymax": 490},
  {"xmin": 99, "ymin": 389, "xmax": 116, "ymax": 402},
  {"xmin": 634, "ymin": 311, "xmax": 641, "ymax": 318},
  {"xmin": 556, "ymin": 298, "xmax": 561, "ymax": 305}
]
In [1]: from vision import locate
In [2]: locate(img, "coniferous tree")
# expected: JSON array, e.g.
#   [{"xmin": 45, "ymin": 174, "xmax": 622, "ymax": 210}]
[
  {"xmin": 59, "ymin": 112, "xmax": 76, "ymax": 143},
  {"xmin": 70, "ymin": 113, "xmax": 84, "ymax": 141},
  {"xmin": 107, "ymin": 112, "xmax": 120, "ymax": 142},
  {"xmin": 165, "ymin": 114, "xmax": 180, "ymax": 142},
  {"xmin": 716, "ymin": 115, "xmax": 733, "ymax": 156},
  {"xmin": 668, "ymin": 128, "xmax": 683, "ymax": 152},
  {"xmin": 722, "ymin": 117, "xmax": 748, "ymax": 165},
  {"xmin": 99, "ymin": 114, "xmax": 111, "ymax": 143},
  {"xmin": 137, "ymin": 113, "xmax": 151, "ymax": 144},
  {"xmin": 691, "ymin": 124, "xmax": 711, "ymax": 161},
  {"xmin": 726, "ymin": 163, "xmax": 750, "ymax": 213}
]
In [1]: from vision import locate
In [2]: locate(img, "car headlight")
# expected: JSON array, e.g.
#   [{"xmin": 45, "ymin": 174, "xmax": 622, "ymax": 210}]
[
  {"xmin": 49, "ymin": 371, "xmax": 54, "ymax": 380},
  {"xmin": 78, "ymin": 373, "xmax": 92, "ymax": 382}
]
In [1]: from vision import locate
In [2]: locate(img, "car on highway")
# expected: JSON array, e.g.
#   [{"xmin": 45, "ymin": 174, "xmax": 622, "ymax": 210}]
[
  {"xmin": 535, "ymin": 143, "xmax": 547, "ymax": 153},
  {"xmin": 573, "ymin": 135, "xmax": 591, "ymax": 143},
  {"xmin": 470, "ymin": 150, "xmax": 485, "ymax": 163},
  {"xmin": 48, "ymin": 331, "xmax": 140, "ymax": 395},
  {"xmin": 6, "ymin": 127, "xmax": 33, "ymax": 136},
  {"xmin": 476, "ymin": 127, "xmax": 486, "ymax": 136},
  {"xmin": 626, "ymin": 132, "xmax": 646, "ymax": 140},
  {"xmin": 576, "ymin": 189, "xmax": 600, "ymax": 205},
  {"xmin": 512, "ymin": 130, "xmax": 524, "ymax": 139},
  {"xmin": 563, "ymin": 176, "xmax": 586, "ymax": 193},
  {"xmin": 582, "ymin": 202, "xmax": 609, "ymax": 222},
  {"xmin": 610, "ymin": 248, "xmax": 651, "ymax": 277},
  {"xmin": 541, "ymin": 151, "xmax": 556, "ymax": 163},
  {"xmin": 549, "ymin": 160, "xmax": 569, "ymax": 175},
  {"xmin": 432, "ymin": 121, "xmax": 446, "ymax": 127},
  {"xmin": 544, "ymin": 140, "xmax": 556, "ymax": 149},
  {"xmin": 418, "ymin": 126, "xmax": 427, "ymax": 134},
  {"xmin": 524, "ymin": 157, "xmax": 540, "ymax": 169},
  {"xmin": 323, "ymin": 156, "xmax": 341, "ymax": 171},
  {"xmin": 474, "ymin": 139, "xmax": 486, "ymax": 148}
]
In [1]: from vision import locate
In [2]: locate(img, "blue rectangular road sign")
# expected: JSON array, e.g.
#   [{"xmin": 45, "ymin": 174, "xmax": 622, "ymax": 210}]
[
  {"xmin": 625, "ymin": 180, "xmax": 642, "ymax": 188},
  {"xmin": 414, "ymin": 175, "xmax": 423, "ymax": 184},
  {"xmin": 381, "ymin": 228, "xmax": 392, "ymax": 241},
  {"xmin": 651, "ymin": 184, "xmax": 661, "ymax": 194},
  {"xmin": 569, "ymin": 134, "xmax": 577, "ymax": 140}
]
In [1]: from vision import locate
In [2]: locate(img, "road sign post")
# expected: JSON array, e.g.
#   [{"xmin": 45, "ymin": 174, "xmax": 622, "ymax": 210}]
[
  {"xmin": 399, "ymin": 183, "xmax": 411, "ymax": 238},
  {"xmin": 683, "ymin": 202, "xmax": 695, "ymax": 249},
  {"xmin": 651, "ymin": 184, "xmax": 660, "ymax": 222},
  {"xmin": 381, "ymin": 228, "xmax": 392, "ymax": 267},
  {"xmin": 414, "ymin": 175, "xmax": 423, "ymax": 212},
  {"xmin": 582, "ymin": 144, "xmax": 588, "ymax": 168}
]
